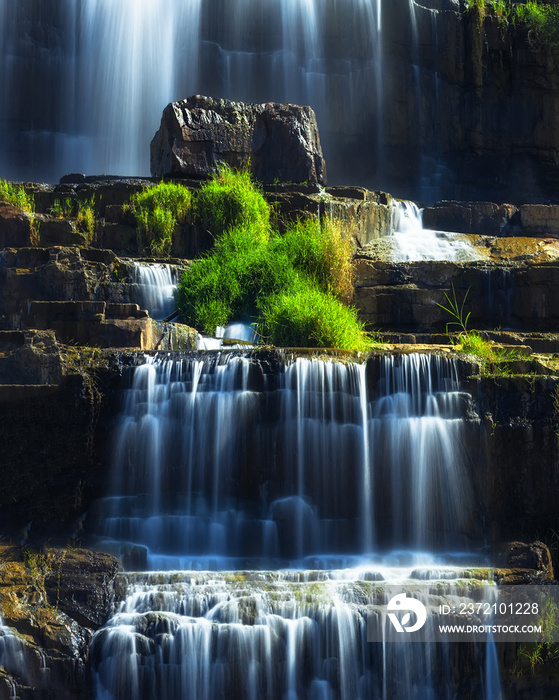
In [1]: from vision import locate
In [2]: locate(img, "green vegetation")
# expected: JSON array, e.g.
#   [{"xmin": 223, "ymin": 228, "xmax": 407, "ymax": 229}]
[
  {"xmin": 195, "ymin": 166, "xmax": 270, "ymax": 240},
  {"xmin": 50, "ymin": 197, "xmax": 74, "ymax": 218},
  {"xmin": 458, "ymin": 331, "xmax": 529, "ymax": 374},
  {"xmin": 176, "ymin": 170, "xmax": 371, "ymax": 350},
  {"xmin": 436, "ymin": 284, "xmax": 471, "ymax": 336},
  {"xmin": 517, "ymin": 597, "xmax": 559, "ymax": 674},
  {"xmin": 491, "ymin": 0, "xmax": 509, "ymax": 16},
  {"xmin": 271, "ymin": 218, "xmax": 354, "ymax": 304},
  {"xmin": 76, "ymin": 198, "xmax": 96, "ymax": 240},
  {"xmin": 260, "ymin": 283, "xmax": 370, "ymax": 350},
  {"xmin": 0, "ymin": 180, "xmax": 34, "ymax": 213},
  {"xmin": 23, "ymin": 549, "xmax": 51, "ymax": 604},
  {"xmin": 129, "ymin": 168, "xmax": 368, "ymax": 350},
  {"xmin": 465, "ymin": 1, "xmax": 559, "ymax": 49},
  {"xmin": 514, "ymin": 1, "xmax": 559, "ymax": 48},
  {"xmin": 466, "ymin": 0, "xmax": 487, "ymax": 16},
  {"xmin": 437, "ymin": 284, "xmax": 528, "ymax": 372},
  {"xmin": 130, "ymin": 181, "xmax": 192, "ymax": 256},
  {"xmin": 50, "ymin": 195, "xmax": 96, "ymax": 242},
  {"xmin": 0, "ymin": 179, "xmax": 38, "ymax": 243}
]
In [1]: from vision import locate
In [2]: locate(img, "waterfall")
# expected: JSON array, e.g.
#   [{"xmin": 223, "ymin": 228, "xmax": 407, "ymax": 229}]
[
  {"xmin": 94, "ymin": 352, "xmax": 477, "ymax": 569},
  {"xmin": 131, "ymin": 263, "xmax": 178, "ymax": 320},
  {"xmin": 0, "ymin": 0, "xmax": 384, "ymax": 183},
  {"xmin": 90, "ymin": 568, "xmax": 500, "ymax": 700},
  {"xmin": 89, "ymin": 351, "xmax": 501, "ymax": 699},
  {"xmin": 0, "ymin": 620, "xmax": 45, "ymax": 695},
  {"xmin": 389, "ymin": 201, "xmax": 479, "ymax": 262}
]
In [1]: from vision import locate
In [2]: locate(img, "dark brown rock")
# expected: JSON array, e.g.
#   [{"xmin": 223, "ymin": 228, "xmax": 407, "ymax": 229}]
[
  {"xmin": 422, "ymin": 201, "xmax": 518, "ymax": 235},
  {"xmin": 0, "ymin": 546, "xmax": 123, "ymax": 700},
  {"xmin": 26, "ymin": 300, "xmax": 154, "ymax": 348},
  {"xmin": 353, "ymin": 258, "xmax": 559, "ymax": 332},
  {"xmin": 519, "ymin": 204, "xmax": 559, "ymax": 237},
  {"xmin": 150, "ymin": 95, "xmax": 327, "ymax": 185},
  {"xmin": 0, "ymin": 204, "xmax": 34, "ymax": 247},
  {"xmin": 492, "ymin": 541, "xmax": 554, "ymax": 579},
  {"xmin": 38, "ymin": 216, "xmax": 88, "ymax": 247}
]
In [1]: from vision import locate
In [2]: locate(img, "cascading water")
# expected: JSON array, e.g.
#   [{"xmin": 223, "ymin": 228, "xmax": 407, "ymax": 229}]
[
  {"xmin": 91, "ymin": 567, "xmax": 501, "ymax": 700},
  {"xmin": 0, "ymin": 619, "xmax": 46, "ymax": 696},
  {"xmin": 95, "ymin": 352, "xmax": 477, "ymax": 569},
  {"xmin": 390, "ymin": 200, "xmax": 480, "ymax": 262},
  {"xmin": 91, "ymin": 351, "xmax": 502, "ymax": 699},
  {"xmin": 0, "ymin": 0, "xmax": 384, "ymax": 182},
  {"xmin": 131, "ymin": 263, "xmax": 178, "ymax": 320}
]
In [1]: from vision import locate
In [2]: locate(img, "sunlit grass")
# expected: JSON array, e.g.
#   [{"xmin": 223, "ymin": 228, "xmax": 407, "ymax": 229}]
[{"xmin": 130, "ymin": 181, "xmax": 192, "ymax": 256}]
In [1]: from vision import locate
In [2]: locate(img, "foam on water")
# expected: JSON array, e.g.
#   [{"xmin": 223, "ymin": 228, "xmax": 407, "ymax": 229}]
[
  {"xmin": 390, "ymin": 201, "xmax": 480, "ymax": 262},
  {"xmin": 91, "ymin": 567, "xmax": 501, "ymax": 700}
]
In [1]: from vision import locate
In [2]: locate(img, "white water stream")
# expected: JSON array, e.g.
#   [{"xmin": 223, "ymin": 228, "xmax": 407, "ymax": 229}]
[
  {"xmin": 91, "ymin": 567, "xmax": 501, "ymax": 700},
  {"xmin": 131, "ymin": 262, "xmax": 178, "ymax": 320},
  {"xmin": 88, "ymin": 351, "xmax": 499, "ymax": 699},
  {"xmin": 96, "ymin": 353, "xmax": 476, "ymax": 569},
  {"xmin": 0, "ymin": 0, "xmax": 384, "ymax": 181},
  {"xmin": 390, "ymin": 201, "xmax": 480, "ymax": 262}
]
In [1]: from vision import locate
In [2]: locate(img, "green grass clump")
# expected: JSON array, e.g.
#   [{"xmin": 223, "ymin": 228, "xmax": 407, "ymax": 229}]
[
  {"xmin": 177, "ymin": 219, "xmax": 370, "ymax": 351},
  {"xmin": 466, "ymin": 0, "xmax": 487, "ymax": 15},
  {"xmin": 260, "ymin": 283, "xmax": 371, "ymax": 351},
  {"xmin": 50, "ymin": 195, "xmax": 96, "ymax": 243},
  {"xmin": 513, "ymin": 1, "xmax": 559, "ymax": 48},
  {"xmin": 176, "ymin": 169, "xmax": 370, "ymax": 350},
  {"xmin": 458, "ymin": 331, "xmax": 529, "ymax": 375},
  {"xmin": 130, "ymin": 182, "xmax": 192, "ymax": 256},
  {"xmin": 491, "ymin": 0, "xmax": 509, "ymax": 17},
  {"xmin": 195, "ymin": 167, "xmax": 270, "ymax": 240},
  {"xmin": 176, "ymin": 225, "xmax": 298, "ymax": 334},
  {"xmin": 0, "ymin": 180, "xmax": 34, "ymax": 213},
  {"xmin": 76, "ymin": 198, "xmax": 96, "ymax": 241},
  {"xmin": 469, "ymin": 0, "xmax": 559, "ymax": 49},
  {"xmin": 50, "ymin": 198, "xmax": 74, "ymax": 218},
  {"xmin": 459, "ymin": 331, "xmax": 495, "ymax": 360},
  {"xmin": 271, "ymin": 218, "xmax": 354, "ymax": 303}
]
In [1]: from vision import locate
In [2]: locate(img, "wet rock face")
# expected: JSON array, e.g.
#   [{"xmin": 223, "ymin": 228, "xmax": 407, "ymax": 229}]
[
  {"xmin": 353, "ymin": 257, "xmax": 559, "ymax": 332},
  {"xmin": 150, "ymin": 95, "xmax": 327, "ymax": 185},
  {"xmin": 0, "ymin": 546, "xmax": 123, "ymax": 700},
  {"xmin": 422, "ymin": 201, "xmax": 518, "ymax": 236},
  {"xmin": 0, "ymin": 204, "xmax": 34, "ymax": 247}
]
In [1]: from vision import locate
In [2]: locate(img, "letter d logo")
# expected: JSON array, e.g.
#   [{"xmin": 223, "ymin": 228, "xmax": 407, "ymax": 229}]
[{"xmin": 387, "ymin": 593, "xmax": 427, "ymax": 633}]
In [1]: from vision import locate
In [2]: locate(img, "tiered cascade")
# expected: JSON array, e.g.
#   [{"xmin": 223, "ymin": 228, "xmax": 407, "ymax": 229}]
[{"xmin": 96, "ymin": 353, "xmax": 478, "ymax": 569}]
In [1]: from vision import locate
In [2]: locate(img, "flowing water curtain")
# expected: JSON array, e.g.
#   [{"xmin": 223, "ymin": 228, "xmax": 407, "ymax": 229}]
[
  {"xmin": 0, "ymin": 0, "xmax": 385, "ymax": 180},
  {"xmin": 77, "ymin": 0, "xmax": 202, "ymax": 175},
  {"xmin": 97, "ymin": 353, "xmax": 477, "ymax": 568},
  {"xmin": 0, "ymin": 620, "xmax": 46, "ymax": 693},
  {"xmin": 372, "ymin": 354, "xmax": 474, "ymax": 548},
  {"xmin": 91, "ymin": 570, "xmax": 499, "ymax": 700},
  {"xmin": 389, "ymin": 199, "xmax": 479, "ymax": 262},
  {"xmin": 132, "ymin": 262, "xmax": 177, "ymax": 320}
]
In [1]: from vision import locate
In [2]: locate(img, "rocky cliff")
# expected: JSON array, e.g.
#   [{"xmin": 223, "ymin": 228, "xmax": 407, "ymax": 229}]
[
  {"xmin": 1, "ymin": 176, "xmax": 559, "ymax": 696},
  {"xmin": 3, "ymin": 0, "xmax": 559, "ymax": 202}
]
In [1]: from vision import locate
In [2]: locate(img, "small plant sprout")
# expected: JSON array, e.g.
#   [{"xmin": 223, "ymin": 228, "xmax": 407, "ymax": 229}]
[{"xmin": 436, "ymin": 284, "xmax": 471, "ymax": 337}]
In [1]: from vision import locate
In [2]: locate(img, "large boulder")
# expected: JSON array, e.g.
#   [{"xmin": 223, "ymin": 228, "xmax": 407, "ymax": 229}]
[{"xmin": 150, "ymin": 95, "xmax": 327, "ymax": 185}]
